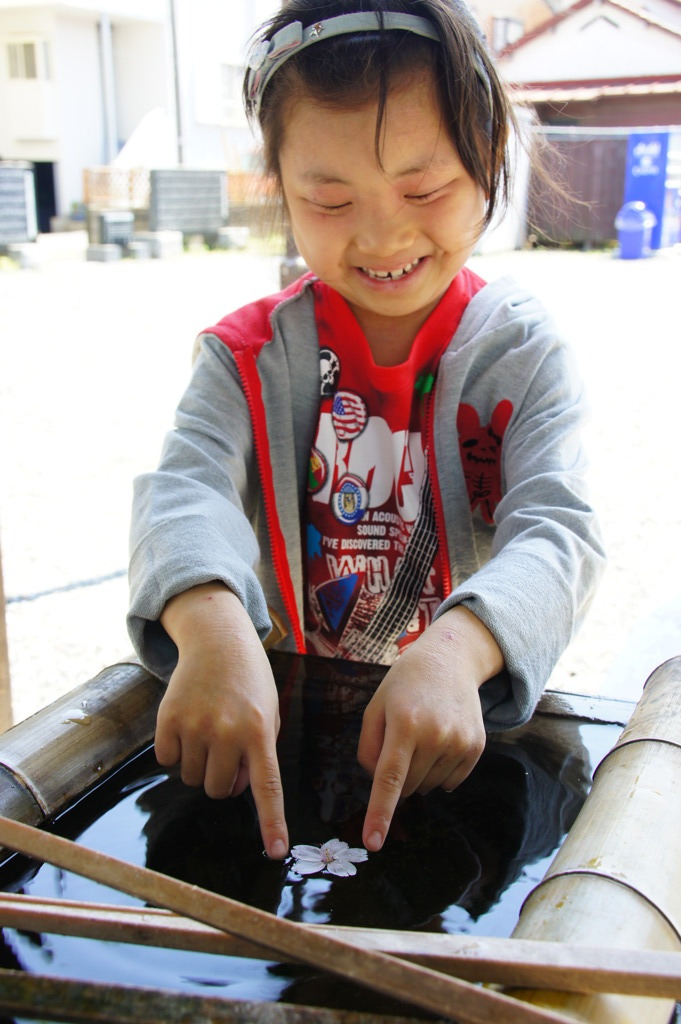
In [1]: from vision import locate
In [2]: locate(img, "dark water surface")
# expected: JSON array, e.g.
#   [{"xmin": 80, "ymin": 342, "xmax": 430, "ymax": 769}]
[{"xmin": 0, "ymin": 653, "xmax": 622, "ymax": 1017}]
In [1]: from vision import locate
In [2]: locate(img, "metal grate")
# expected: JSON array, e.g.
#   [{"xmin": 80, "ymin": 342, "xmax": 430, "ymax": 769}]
[
  {"xmin": 0, "ymin": 163, "xmax": 38, "ymax": 245},
  {"xmin": 149, "ymin": 169, "xmax": 228, "ymax": 235}
]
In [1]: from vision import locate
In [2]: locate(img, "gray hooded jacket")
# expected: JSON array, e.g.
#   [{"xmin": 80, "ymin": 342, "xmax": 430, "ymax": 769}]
[{"xmin": 128, "ymin": 273, "xmax": 605, "ymax": 729}]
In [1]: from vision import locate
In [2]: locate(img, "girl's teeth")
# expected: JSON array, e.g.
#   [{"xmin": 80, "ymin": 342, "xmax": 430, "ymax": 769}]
[{"xmin": 363, "ymin": 259, "xmax": 421, "ymax": 280}]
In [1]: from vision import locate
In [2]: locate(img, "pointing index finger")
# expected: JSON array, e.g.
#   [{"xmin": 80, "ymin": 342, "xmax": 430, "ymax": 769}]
[
  {"xmin": 248, "ymin": 749, "xmax": 289, "ymax": 860},
  {"xmin": 362, "ymin": 741, "xmax": 412, "ymax": 852}
]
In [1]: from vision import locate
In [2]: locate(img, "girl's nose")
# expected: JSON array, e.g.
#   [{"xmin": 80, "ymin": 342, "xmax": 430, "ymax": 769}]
[{"xmin": 354, "ymin": 205, "xmax": 417, "ymax": 258}]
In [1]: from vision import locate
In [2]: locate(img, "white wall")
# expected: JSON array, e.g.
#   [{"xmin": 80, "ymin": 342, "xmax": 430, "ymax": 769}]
[
  {"xmin": 0, "ymin": 0, "xmax": 165, "ymax": 20},
  {"xmin": 171, "ymin": 0, "xmax": 281, "ymax": 170},
  {"xmin": 0, "ymin": 8, "xmax": 58, "ymax": 160},
  {"xmin": 60, "ymin": 0, "xmax": 165, "ymax": 19},
  {"xmin": 476, "ymin": 108, "xmax": 533, "ymax": 252},
  {"xmin": 52, "ymin": 13, "xmax": 105, "ymax": 213},
  {"xmin": 112, "ymin": 20, "xmax": 167, "ymax": 142},
  {"xmin": 1, "ymin": 7, "xmax": 110, "ymax": 212}
]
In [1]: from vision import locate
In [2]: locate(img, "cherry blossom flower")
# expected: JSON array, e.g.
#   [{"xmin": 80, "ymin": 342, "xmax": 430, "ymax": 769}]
[{"xmin": 289, "ymin": 839, "xmax": 368, "ymax": 877}]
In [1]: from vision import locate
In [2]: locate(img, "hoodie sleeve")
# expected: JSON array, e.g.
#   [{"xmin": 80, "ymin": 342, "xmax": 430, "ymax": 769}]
[
  {"xmin": 435, "ymin": 287, "xmax": 606, "ymax": 729},
  {"xmin": 127, "ymin": 333, "xmax": 272, "ymax": 682}
]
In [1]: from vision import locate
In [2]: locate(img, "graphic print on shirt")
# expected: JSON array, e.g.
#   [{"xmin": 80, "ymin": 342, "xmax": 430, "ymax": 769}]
[
  {"xmin": 319, "ymin": 348, "xmax": 341, "ymax": 397},
  {"xmin": 305, "ymin": 346, "xmax": 442, "ymax": 664},
  {"xmin": 457, "ymin": 399, "xmax": 513, "ymax": 524}
]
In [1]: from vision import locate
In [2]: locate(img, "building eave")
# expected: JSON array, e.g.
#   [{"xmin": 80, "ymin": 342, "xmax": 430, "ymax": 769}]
[{"xmin": 509, "ymin": 74, "xmax": 681, "ymax": 103}]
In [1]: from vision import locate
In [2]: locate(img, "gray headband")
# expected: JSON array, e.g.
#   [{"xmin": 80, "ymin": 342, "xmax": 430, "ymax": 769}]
[{"xmin": 246, "ymin": 12, "xmax": 441, "ymax": 118}]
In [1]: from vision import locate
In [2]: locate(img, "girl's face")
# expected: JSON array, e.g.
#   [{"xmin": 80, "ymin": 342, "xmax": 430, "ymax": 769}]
[{"xmin": 279, "ymin": 72, "xmax": 486, "ymax": 363}]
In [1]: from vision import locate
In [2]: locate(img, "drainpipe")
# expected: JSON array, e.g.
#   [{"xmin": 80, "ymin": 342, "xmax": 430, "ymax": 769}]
[
  {"xmin": 169, "ymin": 0, "xmax": 184, "ymax": 165},
  {"xmin": 98, "ymin": 14, "xmax": 118, "ymax": 165}
]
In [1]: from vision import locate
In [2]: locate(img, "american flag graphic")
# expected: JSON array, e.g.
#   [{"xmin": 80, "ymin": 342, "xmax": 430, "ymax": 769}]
[{"xmin": 332, "ymin": 390, "xmax": 368, "ymax": 441}]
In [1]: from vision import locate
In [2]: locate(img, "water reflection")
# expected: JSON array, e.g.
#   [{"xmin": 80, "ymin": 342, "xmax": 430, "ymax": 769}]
[{"xmin": 139, "ymin": 653, "xmax": 593, "ymax": 933}]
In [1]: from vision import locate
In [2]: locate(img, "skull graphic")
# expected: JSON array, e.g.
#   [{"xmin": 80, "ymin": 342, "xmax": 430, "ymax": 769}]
[{"xmin": 319, "ymin": 348, "xmax": 341, "ymax": 397}]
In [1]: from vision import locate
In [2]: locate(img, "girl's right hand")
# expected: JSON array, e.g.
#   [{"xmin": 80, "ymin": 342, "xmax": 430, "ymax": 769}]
[{"xmin": 156, "ymin": 582, "xmax": 289, "ymax": 860}]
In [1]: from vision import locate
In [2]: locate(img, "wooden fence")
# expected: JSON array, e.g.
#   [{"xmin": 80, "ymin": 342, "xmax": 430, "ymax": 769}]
[{"xmin": 528, "ymin": 133, "xmax": 629, "ymax": 247}]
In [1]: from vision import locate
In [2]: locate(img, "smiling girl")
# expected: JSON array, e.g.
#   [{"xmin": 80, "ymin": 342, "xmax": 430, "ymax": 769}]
[{"xmin": 128, "ymin": 0, "xmax": 605, "ymax": 860}]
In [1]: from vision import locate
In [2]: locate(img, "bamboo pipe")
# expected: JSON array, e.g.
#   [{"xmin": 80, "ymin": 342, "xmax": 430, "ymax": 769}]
[
  {"xmin": 0, "ymin": 609, "xmax": 282, "ymax": 834},
  {"xmin": 506, "ymin": 656, "xmax": 681, "ymax": 1024},
  {"xmin": 0, "ymin": 661, "xmax": 163, "ymax": 840}
]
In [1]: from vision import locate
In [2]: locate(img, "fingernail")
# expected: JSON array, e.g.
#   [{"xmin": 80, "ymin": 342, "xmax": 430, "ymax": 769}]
[
  {"xmin": 269, "ymin": 838, "xmax": 288, "ymax": 859},
  {"xmin": 367, "ymin": 831, "xmax": 383, "ymax": 852}
]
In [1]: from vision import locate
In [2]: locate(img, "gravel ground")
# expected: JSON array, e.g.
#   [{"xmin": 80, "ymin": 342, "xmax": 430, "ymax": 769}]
[{"xmin": 1, "ymin": 234, "xmax": 680, "ymax": 726}]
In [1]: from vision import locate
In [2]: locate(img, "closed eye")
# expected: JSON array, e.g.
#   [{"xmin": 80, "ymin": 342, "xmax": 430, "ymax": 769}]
[
  {"xmin": 406, "ymin": 188, "xmax": 442, "ymax": 203},
  {"xmin": 312, "ymin": 201, "xmax": 351, "ymax": 213},
  {"xmin": 406, "ymin": 176, "xmax": 459, "ymax": 202}
]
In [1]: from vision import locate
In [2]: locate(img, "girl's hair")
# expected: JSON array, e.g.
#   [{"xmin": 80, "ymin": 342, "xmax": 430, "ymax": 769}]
[{"xmin": 243, "ymin": 0, "xmax": 517, "ymax": 229}]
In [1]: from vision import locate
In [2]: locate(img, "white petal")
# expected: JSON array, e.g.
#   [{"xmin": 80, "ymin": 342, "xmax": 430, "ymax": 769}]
[
  {"xmin": 327, "ymin": 859, "xmax": 357, "ymax": 877},
  {"xmin": 291, "ymin": 844, "xmax": 323, "ymax": 859},
  {"xmin": 291, "ymin": 858, "xmax": 324, "ymax": 875},
  {"xmin": 346, "ymin": 847, "xmax": 369, "ymax": 862}
]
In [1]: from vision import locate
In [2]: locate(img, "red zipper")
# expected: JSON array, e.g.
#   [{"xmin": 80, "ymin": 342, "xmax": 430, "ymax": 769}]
[{"xmin": 234, "ymin": 348, "xmax": 306, "ymax": 652}]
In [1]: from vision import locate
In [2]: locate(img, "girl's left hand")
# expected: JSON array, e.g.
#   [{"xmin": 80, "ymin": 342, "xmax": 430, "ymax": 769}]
[{"xmin": 357, "ymin": 606, "xmax": 504, "ymax": 852}]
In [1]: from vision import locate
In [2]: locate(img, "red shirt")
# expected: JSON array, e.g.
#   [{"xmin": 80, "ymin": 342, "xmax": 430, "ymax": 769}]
[{"xmin": 304, "ymin": 269, "xmax": 484, "ymax": 663}]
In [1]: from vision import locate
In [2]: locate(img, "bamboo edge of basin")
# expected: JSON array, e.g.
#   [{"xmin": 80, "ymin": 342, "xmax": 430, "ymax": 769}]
[
  {"xmin": 507, "ymin": 656, "xmax": 681, "ymax": 1024},
  {"xmin": 0, "ymin": 661, "xmax": 162, "ymax": 830}
]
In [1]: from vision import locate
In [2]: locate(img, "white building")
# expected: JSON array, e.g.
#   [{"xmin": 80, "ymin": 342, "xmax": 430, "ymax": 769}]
[
  {"xmin": 0, "ymin": 0, "xmax": 278, "ymax": 229},
  {"xmin": 497, "ymin": 0, "xmax": 681, "ymax": 85}
]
